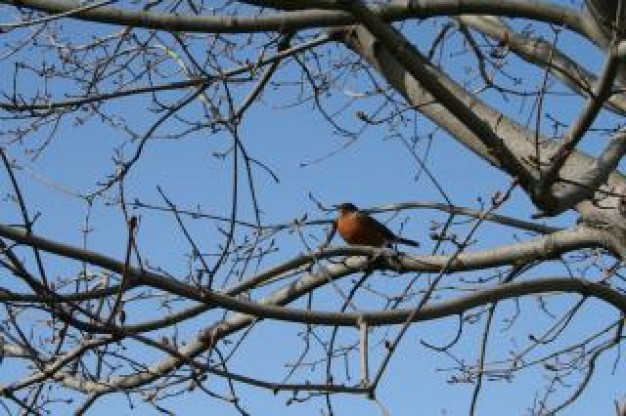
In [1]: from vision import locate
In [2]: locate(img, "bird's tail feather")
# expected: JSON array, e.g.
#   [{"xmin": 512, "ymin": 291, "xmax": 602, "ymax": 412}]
[{"xmin": 396, "ymin": 237, "xmax": 420, "ymax": 247}]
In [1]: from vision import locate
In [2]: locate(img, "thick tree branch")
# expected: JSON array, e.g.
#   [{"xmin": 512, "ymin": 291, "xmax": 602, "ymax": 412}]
[
  {"xmin": 585, "ymin": 0, "xmax": 626, "ymax": 43},
  {"xmin": 340, "ymin": 0, "xmax": 535, "ymax": 189},
  {"xmin": 0, "ymin": 222, "xmax": 619, "ymax": 327},
  {"xmin": 554, "ymin": 130, "xmax": 626, "ymax": 212},
  {"xmin": 537, "ymin": 43, "xmax": 620, "ymax": 194},
  {"xmin": 458, "ymin": 15, "xmax": 626, "ymax": 115},
  {"xmin": 0, "ymin": 0, "xmax": 598, "ymax": 39},
  {"xmin": 342, "ymin": 25, "xmax": 626, "ymax": 218},
  {"xmin": 17, "ymin": 275, "xmax": 626, "ymax": 395}
]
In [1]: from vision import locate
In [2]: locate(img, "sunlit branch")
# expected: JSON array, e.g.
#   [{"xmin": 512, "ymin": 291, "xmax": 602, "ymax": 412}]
[
  {"xmin": 0, "ymin": 1, "xmax": 597, "ymax": 39},
  {"xmin": 457, "ymin": 15, "xmax": 626, "ymax": 115},
  {"xmin": 536, "ymin": 43, "xmax": 620, "ymax": 205},
  {"xmin": 0, "ymin": 222, "xmax": 620, "ymax": 326}
]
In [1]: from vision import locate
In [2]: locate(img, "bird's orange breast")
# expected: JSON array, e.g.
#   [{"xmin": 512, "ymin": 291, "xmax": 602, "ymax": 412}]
[{"xmin": 336, "ymin": 213, "xmax": 388, "ymax": 247}]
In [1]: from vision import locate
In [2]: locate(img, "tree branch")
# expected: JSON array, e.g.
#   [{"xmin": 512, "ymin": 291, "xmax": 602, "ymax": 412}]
[
  {"xmin": 0, "ymin": 222, "xmax": 619, "ymax": 327},
  {"xmin": 457, "ymin": 15, "xmax": 626, "ymax": 115},
  {"xmin": 0, "ymin": 0, "xmax": 597, "ymax": 39},
  {"xmin": 340, "ymin": 0, "xmax": 536, "ymax": 188},
  {"xmin": 341, "ymin": 24, "xmax": 626, "ymax": 218},
  {"xmin": 536, "ymin": 42, "xmax": 620, "ymax": 199}
]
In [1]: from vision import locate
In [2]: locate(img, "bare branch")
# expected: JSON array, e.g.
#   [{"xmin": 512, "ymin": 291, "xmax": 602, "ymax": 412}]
[{"xmin": 0, "ymin": 0, "xmax": 597, "ymax": 38}]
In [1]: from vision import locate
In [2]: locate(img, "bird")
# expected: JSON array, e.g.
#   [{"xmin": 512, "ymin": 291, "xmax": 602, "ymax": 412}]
[{"xmin": 333, "ymin": 202, "xmax": 419, "ymax": 248}]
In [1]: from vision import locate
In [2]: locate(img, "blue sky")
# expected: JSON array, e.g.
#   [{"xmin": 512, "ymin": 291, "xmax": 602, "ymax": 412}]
[{"xmin": 0, "ymin": 1, "xmax": 624, "ymax": 415}]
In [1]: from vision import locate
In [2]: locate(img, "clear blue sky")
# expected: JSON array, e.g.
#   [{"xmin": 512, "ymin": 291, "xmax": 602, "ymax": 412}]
[{"xmin": 0, "ymin": 1, "xmax": 623, "ymax": 415}]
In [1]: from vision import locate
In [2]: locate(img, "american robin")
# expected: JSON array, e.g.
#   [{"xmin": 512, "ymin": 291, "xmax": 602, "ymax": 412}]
[{"xmin": 333, "ymin": 202, "xmax": 419, "ymax": 248}]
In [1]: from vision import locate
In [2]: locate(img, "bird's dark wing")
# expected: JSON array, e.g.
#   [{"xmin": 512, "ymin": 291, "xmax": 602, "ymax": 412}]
[
  {"xmin": 357, "ymin": 212, "xmax": 419, "ymax": 247},
  {"xmin": 355, "ymin": 212, "xmax": 397, "ymax": 240}
]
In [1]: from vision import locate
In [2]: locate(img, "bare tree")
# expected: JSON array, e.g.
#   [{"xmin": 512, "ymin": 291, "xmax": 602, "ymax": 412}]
[{"xmin": 0, "ymin": 0, "xmax": 624, "ymax": 414}]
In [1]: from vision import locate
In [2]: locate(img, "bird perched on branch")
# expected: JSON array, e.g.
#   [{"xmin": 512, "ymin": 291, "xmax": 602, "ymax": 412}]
[{"xmin": 332, "ymin": 202, "xmax": 419, "ymax": 248}]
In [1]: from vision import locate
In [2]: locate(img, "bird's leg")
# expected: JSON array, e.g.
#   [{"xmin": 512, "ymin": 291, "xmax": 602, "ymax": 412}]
[
  {"xmin": 364, "ymin": 246, "xmax": 403, "ymax": 273},
  {"xmin": 382, "ymin": 244, "xmax": 405, "ymax": 273}
]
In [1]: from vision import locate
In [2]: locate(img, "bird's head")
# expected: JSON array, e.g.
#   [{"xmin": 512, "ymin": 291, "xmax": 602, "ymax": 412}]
[{"xmin": 334, "ymin": 202, "xmax": 359, "ymax": 216}]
